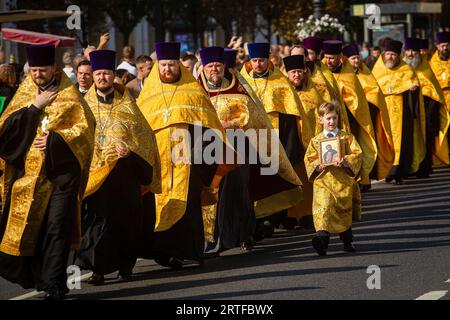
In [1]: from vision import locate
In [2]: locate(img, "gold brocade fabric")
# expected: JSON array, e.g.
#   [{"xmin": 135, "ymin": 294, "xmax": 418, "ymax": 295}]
[
  {"xmin": 0, "ymin": 71, "xmax": 95, "ymax": 256},
  {"xmin": 240, "ymin": 63, "xmax": 303, "ymax": 118},
  {"xmin": 137, "ymin": 63, "xmax": 223, "ymax": 132},
  {"xmin": 410, "ymin": 57, "xmax": 450, "ymax": 166},
  {"xmin": 83, "ymin": 85, "xmax": 161, "ymax": 198},
  {"xmin": 328, "ymin": 58, "xmax": 377, "ymax": 185},
  {"xmin": 200, "ymin": 70, "xmax": 302, "ymax": 220},
  {"xmin": 297, "ymin": 77, "xmax": 322, "ymax": 138},
  {"xmin": 317, "ymin": 62, "xmax": 351, "ymax": 132},
  {"xmin": 287, "ymin": 77, "xmax": 323, "ymax": 218},
  {"xmin": 137, "ymin": 64, "xmax": 225, "ymax": 234},
  {"xmin": 372, "ymin": 57, "xmax": 426, "ymax": 172},
  {"xmin": 356, "ymin": 63, "xmax": 395, "ymax": 179},
  {"xmin": 305, "ymin": 131, "xmax": 362, "ymax": 233},
  {"xmin": 429, "ymin": 51, "xmax": 450, "ymax": 90}
]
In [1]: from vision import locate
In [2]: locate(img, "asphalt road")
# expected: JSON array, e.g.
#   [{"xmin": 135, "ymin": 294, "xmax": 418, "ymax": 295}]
[{"xmin": 2, "ymin": 167, "xmax": 450, "ymax": 300}]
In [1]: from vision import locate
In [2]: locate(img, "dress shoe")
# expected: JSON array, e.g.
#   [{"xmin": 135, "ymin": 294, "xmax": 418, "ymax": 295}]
[
  {"xmin": 118, "ymin": 269, "xmax": 133, "ymax": 281},
  {"xmin": 240, "ymin": 240, "xmax": 254, "ymax": 252},
  {"xmin": 87, "ymin": 273, "xmax": 104, "ymax": 285},
  {"xmin": 168, "ymin": 257, "xmax": 184, "ymax": 270},
  {"xmin": 343, "ymin": 243, "xmax": 356, "ymax": 252},
  {"xmin": 44, "ymin": 286, "xmax": 65, "ymax": 300},
  {"xmin": 312, "ymin": 236, "xmax": 327, "ymax": 256}
]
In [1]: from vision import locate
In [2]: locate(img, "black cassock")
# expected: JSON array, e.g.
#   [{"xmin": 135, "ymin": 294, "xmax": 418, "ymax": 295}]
[
  {"xmin": 416, "ymin": 96, "xmax": 441, "ymax": 177},
  {"xmin": 387, "ymin": 90, "xmax": 419, "ymax": 181},
  {"xmin": 264, "ymin": 113, "xmax": 303, "ymax": 230},
  {"xmin": 0, "ymin": 106, "xmax": 81, "ymax": 292},
  {"xmin": 74, "ymin": 152, "xmax": 154, "ymax": 275},
  {"xmin": 146, "ymin": 125, "xmax": 217, "ymax": 264}
]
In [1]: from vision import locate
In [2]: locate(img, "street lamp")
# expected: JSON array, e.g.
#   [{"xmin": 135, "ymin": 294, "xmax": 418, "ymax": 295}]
[{"xmin": 313, "ymin": 0, "xmax": 325, "ymax": 19}]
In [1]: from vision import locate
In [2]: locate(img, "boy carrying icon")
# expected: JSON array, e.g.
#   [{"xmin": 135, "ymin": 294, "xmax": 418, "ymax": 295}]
[{"xmin": 304, "ymin": 101, "xmax": 362, "ymax": 256}]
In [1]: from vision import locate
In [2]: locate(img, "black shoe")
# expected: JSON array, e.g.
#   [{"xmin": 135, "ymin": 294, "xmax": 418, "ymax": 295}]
[
  {"xmin": 87, "ymin": 273, "xmax": 104, "ymax": 285},
  {"xmin": 385, "ymin": 176, "xmax": 394, "ymax": 183},
  {"xmin": 44, "ymin": 286, "xmax": 65, "ymax": 300},
  {"xmin": 395, "ymin": 178, "xmax": 404, "ymax": 185},
  {"xmin": 343, "ymin": 244, "xmax": 356, "ymax": 253},
  {"xmin": 240, "ymin": 241, "xmax": 254, "ymax": 252},
  {"xmin": 262, "ymin": 221, "xmax": 275, "ymax": 237},
  {"xmin": 118, "ymin": 269, "xmax": 133, "ymax": 281},
  {"xmin": 168, "ymin": 257, "xmax": 184, "ymax": 270},
  {"xmin": 312, "ymin": 236, "xmax": 327, "ymax": 256}
]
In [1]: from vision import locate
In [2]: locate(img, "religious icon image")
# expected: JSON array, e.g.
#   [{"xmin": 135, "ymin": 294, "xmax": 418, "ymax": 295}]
[{"xmin": 319, "ymin": 137, "xmax": 341, "ymax": 165}]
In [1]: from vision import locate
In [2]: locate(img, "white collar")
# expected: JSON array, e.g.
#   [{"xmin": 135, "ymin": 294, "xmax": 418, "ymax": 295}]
[{"xmin": 323, "ymin": 128, "xmax": 339, "ymax": 137}]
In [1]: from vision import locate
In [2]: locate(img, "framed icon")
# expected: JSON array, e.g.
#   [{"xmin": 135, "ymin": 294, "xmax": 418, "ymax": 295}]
[{"xmin": 319, "ymin": 137, "xmax": 341, "ymax": 166}]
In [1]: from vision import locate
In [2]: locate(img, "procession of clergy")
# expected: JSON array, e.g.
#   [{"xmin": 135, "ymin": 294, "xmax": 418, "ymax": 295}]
[{"xmin": 0, "ymin": 31, "xmax": 449, "ymax": 300}]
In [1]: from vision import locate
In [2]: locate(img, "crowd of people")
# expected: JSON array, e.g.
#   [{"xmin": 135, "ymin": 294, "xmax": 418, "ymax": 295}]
[{"xmin": 0, "ymin": 29, "xmax": 449, "ymax": 300}]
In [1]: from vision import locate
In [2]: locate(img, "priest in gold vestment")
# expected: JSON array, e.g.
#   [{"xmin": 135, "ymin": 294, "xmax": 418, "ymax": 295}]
[
  {"xmin": 74, "ymin": 50, "xmax": 161, "ymax": 285},
  {"xmin": 372, "ymin": 40, "xmax": 426, "ymax": 184},
  {"xmin": 198, "ymin": 47, "xmax": 302, "ymax": 253},
  {"xmin": 403, "ymin": 38, "xmax": 449, "ymax": 177},
  {"xmin": 429, "ymin": 31, "xmax": 450, "ymax": 161},
  {"xmin": 240, "ymin": 42, "xmax": 305, "ymax": 234},
  {"xmin": 322, "ymin": 40, "xmax": 377, "ymax": 192},
  {"xmin": 0, "ymin": 45, "xmax": 95, "ymax": 299},
  {"xmin": 137, "ymin": 42, "xmax": 227, "ymax": 269},
  {"xmin": 342, "ymin": 43, "xmax": 395, "ymax": 182}
]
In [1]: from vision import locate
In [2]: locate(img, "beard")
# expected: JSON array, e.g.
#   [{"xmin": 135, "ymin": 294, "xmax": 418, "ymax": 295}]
[
  {"xmin": 160, "ymin": 72, "xmax": 179, "ymax": 83},
  {"xmin": 97, "ymin": 84, "xmax": 113, "ymax": 93},
  {"xmin": 439, "ymin": 50, "xmax": 450, "ymax": 61},
  {"xmin": 383, "ymin": 58, "xmax": 399, "ymax": 69},
  {"xmin": 404, "ymin": 55, "xmax": 421, "ymax": 69}
]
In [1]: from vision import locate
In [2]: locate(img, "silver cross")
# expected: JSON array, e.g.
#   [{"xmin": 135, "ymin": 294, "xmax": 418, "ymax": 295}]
[
  {"xmin": 163, "ymin": 109, "xmax": 171, "ymax": 123},
  {"xmin": 41, "ymin": 116, "xmax": 49, "ymax": 133}
]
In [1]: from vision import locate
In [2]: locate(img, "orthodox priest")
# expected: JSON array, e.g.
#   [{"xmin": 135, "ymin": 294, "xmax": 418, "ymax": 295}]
[
  {"xmin": 137, "ymin": 42, "xmax": 228, "ymax": 269},
  {"xmin": 240, "ymin": 42, "xmax": 306, "ymax": 234},
  {"xmin": 372, "ymin": 40, "xmax": 426, "ymax": 184},
  {"xmin": 321, "ymin": 40, "xmax": 377, "ymax": 192},
  {"xmin": 0, "ymin": 44, "xmax": 95, "ymax": 300},
  {"xmin": 429, "ymin": 32, "xmax": 450, "ymax": 161},
  {"xmin": 74, "ymin": 50, "xmax": 161, "ymax": 285},
  {"xmin": 403, "ymin": 38, "xmax": 449, "ymax": 177},
  {"xmin": 198, "ymin": 47, "xmax": 302, "ymax": 252},
  {"xmin": 283, "ymin": 54, "xmax": 320, "ymax": 224},
  {"xmin": 342, "ymin": 43, "xmax": 395, "ymax": 182}
]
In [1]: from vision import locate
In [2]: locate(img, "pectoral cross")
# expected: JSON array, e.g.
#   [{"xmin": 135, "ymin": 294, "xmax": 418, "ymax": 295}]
[
  {"xmin": 41, "ymin": 116, "xmax": 49, "ymax": 133},
  {"xmin": 387, "ymin": 84, "xmax": 393, "ymax": 93},
  {"xmin": 442, "ymin": 72, "xmax": 446, "ymax": 81},
  {"xmin": 163, "ymin": 109, "xmax": 171, "ymax": 123},
  {"xmin": 99, "ymin": 133, "xmax": 105, "ymax": 147}
]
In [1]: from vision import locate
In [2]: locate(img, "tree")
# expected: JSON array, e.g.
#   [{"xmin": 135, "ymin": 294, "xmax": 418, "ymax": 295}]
[{"xmin": 102, "ymin": 0, "xmax": 151, "ymax": 45}]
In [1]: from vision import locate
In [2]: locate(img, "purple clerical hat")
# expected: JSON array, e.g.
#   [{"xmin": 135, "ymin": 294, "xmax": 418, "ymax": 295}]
[
  {"xmin": 342, "ymin": 43, "xmax": 360, "ymax": 58},
  {"xmin": 322, "ymin": 40, "xmax": 342, "ymax": 55},
  {"xmin": 155, "ymin": 42, "xmax": 180, "ymax": 60},
  {"xmin": 89, "ymin": 50, "xmax": 116, "ymax": 71},
  {"xmin": 419, "ymin": 38, "xmax": 429, "ymax": 50},
  {"xmin": 283, "ymin": 55, "xmax": 305, "ymax": 72},
  {"xmin": 404, "ymin": 37, "xmax": 421, "ymax": 52},
  {"xmin": 385, "ymin": 40, "xmax": 403, "ymax": 55},
  {"xmin": 302, "ymin": 36, "xmax": 323, "ymax": 55},
  {"xmin": 200, "ymin": 46, "xmax": 224, "ymax": 66},
  {"xmin": 437, "ymin": 32, "xmax": 450, "ymax": 44},
  {"xmin": 224, "ymin": 48, "xmax": 237, "ymax": 68},
  {"xmin": 247, "ymin": 43, "xmax": 270, "ymax": 59},
  {"xmin": 26, "ymin": 44, "xmax": 55, "ymax": 67}
]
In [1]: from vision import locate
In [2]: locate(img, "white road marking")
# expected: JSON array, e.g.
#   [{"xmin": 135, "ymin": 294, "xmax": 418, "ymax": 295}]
[
  {"xmin": 9, "ymin": 272, "xmax": 93, "ymax": 300},
  {"xmin": 415, "ymin": 291, "xmax": 448, "ymax": 300},
  {"xmin": 9, "ymin": 259, "xmax": 146, "ymax": 300}
]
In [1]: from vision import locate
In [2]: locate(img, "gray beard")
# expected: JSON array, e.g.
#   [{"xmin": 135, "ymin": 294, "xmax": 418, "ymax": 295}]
[
  {"xmin": 384, "ymin": 60, "xmax": 398, "ymax": 69},
  {"xmin": 404, "ymin": 55, "xmax": 421, "ymax": 69}
]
